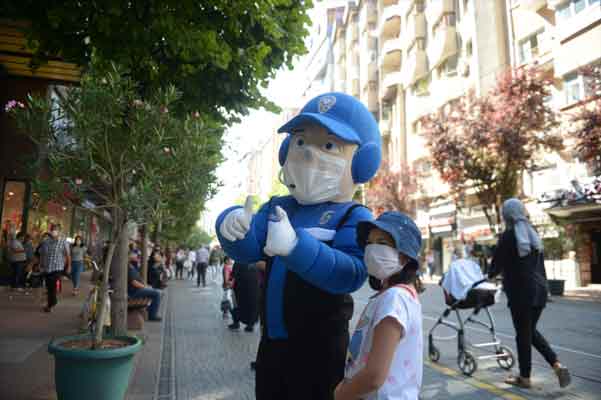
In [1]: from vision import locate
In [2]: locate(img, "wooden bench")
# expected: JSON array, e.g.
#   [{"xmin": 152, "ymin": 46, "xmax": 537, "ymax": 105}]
[{"xmin": 127, "ymin": 297, "xmax": 152, "ymax": 330}]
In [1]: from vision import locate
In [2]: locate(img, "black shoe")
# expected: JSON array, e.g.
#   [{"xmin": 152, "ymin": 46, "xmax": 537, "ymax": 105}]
[
  {"xmin": 244, "ymin": 325, "xmax": 254, "ymax": 332},
  {"xmin": 228, "ymin": 323, "xmax": 240, "ymax": 330},
  {"xmin": 149, "ymin": 317, "xmax": 163, "ymax": 322}
]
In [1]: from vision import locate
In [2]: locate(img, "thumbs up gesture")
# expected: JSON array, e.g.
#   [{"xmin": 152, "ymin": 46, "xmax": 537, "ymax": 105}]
[
  {"xmin": 219, "ymin": 196, "xmax": 254, "ymax": 241},
  {"xmin": 264, "ymin": 206, "xmax": 298, "ymax": 257}
]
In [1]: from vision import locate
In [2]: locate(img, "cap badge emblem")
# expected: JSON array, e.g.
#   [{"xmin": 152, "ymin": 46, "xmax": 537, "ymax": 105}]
[{"xmin": 318, "ymin": 95, "xmax": 336, "ymax": 113}]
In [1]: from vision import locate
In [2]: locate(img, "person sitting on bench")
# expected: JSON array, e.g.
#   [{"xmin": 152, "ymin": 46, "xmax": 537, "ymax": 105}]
[{"xmin": 127, "ymin": 252, "xmax": 162, "ymax": 322}]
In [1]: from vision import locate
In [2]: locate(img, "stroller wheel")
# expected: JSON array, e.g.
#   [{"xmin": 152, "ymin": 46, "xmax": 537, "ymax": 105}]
[
  {"xmin": 429, "ymin": 346, "xmax": 440, "ymax": 362},
  {"xmin": 458, "ymin": 351, "xmax": 477, "ymax": 376},
  {"xmin": 496, "ymin": 345, "xmax": 515, "ymax": 370}
]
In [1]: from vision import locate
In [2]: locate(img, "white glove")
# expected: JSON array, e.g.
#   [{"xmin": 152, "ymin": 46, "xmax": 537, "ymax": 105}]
[
  {"xmin": 264, "ymin": 206, "xmax": 298, "ymax": 257},
  {"xmin": 219, "ymin": 196, "xmax": 254, "ymax": 241}
]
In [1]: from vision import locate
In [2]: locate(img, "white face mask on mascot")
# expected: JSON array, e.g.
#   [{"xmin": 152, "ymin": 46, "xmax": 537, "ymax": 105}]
[{"xmin": 282, "ymin": 124, "xmax": 358, "ymax": 205}]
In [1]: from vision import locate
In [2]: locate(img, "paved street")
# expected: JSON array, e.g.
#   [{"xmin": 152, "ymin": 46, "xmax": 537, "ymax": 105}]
[{"xmin": 162, "ymin": 278, "xmax": 601, "ymax": 400}]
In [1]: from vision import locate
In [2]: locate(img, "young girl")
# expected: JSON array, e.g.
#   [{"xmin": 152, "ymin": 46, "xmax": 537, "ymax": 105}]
[{"xmin": 335, "ymin": 211, "xmax": 423, "ymax": 400}]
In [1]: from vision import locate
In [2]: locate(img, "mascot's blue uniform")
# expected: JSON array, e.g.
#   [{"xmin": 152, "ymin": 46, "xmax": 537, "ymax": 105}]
[{"xmin": 216, "ymin": 93, "xmax": 382, "ymax": 400}]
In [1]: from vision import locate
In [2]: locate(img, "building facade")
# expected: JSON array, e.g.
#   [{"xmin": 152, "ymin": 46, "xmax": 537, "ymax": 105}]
[
  {"xmin": 1, "ymin": 20, "xmax": 111, "ymax": 280},
  {"xmin": 297, "ymin": 0, "xmax": 600, "ymax": 286}
]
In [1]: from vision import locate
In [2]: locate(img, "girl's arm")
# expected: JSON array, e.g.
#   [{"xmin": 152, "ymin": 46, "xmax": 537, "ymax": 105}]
[{"xmin": 335, "ymin": 317, "xmax": 403, "ymax": 400}]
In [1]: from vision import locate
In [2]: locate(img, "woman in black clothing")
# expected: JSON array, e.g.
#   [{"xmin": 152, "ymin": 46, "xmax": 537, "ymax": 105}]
[
  {"xmin": 489, "ymin": 198, "xmax": 570, "ymax": 389},
  {"xmin": 148, "ymin": 250, "xmax": 167, "ymax": 289}
]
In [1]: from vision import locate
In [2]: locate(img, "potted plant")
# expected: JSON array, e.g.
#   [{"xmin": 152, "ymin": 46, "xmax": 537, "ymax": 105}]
[
  {"xmin": 542, "ymin": 225, "xmax": 573, "ymax": 297},
  {"xmin": 7, "ymin": 63, "xmax": 221, "ymax": 400}
]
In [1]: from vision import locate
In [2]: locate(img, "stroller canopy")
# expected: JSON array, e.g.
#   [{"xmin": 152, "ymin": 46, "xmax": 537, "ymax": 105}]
[{"xmin": 441, "ymin": 258, "xmax": 488, "ymax": 301}]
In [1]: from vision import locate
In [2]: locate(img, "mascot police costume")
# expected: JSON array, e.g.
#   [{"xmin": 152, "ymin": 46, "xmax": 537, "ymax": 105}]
[{"xmin": 216, "ymin": 92, "xmax": 382, "ymax": 399}]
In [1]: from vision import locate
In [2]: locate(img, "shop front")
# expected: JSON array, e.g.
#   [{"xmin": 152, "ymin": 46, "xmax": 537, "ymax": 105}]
[
  {"xmin": 542, "ymin": 176, "xmax": 601, "ymax": 287},
  {"xmin": 428, "ymin": 201, "xmax": 457, "ymax": 275}
]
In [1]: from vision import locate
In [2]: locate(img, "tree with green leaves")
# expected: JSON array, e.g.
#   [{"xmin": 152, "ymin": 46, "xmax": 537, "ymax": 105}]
[
  {"xmin": 6, "ymin": 63, "xmax": 221, "ymax": 346},
  {"xmin": 2, "ymin": 0, "xmax": 313, "ymax": 122}
]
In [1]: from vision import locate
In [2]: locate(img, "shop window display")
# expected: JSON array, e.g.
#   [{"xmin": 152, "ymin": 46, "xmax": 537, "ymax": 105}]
[{"xmin": 1, "ymin": 181, "xmax": 27, "ymax": 245}]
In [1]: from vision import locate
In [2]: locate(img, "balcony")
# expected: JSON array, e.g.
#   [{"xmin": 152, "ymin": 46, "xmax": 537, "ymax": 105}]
[
  {"xmin": 426, "ymin": 0, "xmax": 455, "ymax": 25},
  {"xmin": 379, "ymin": 37, "xmax": 402, "ymax": 71},
  {"xmin": 378, "ymin": 4, "xmax": 402, "ymax": 38},
  {"xmin": 403, "ymin": 47, "xmax": 428, "ymax": 87},
  {"xmin": 405, "ymin": 11, "xmax": 427, "ymax": 50},
  {"xmin": 381, "ymin": 70, "xmax": 402, "ymax": 100},
  {"xmin": 520, "ymin": 0, "xmax": 548, "ymax": 12},
  {"xmin": 431, "ymin": 25, "xmax": 459, "ymax": 69},
  {"xmin": 362, "ymin": 59, "xmax": 379, "ymax": 90}
]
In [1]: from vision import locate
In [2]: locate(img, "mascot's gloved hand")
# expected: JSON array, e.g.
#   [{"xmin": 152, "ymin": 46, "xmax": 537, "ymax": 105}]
[
  {"xmin": 220, "ymin": 196, "xmax": 254, "ymax": 241},
  {"xmin": 264, "ymin": 206, "xmax": 298, "ymax": 257}
]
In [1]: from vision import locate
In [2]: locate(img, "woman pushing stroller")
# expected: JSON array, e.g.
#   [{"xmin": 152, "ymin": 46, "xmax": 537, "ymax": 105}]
[{"xmin": 489, "ymin": 198, "xmax": 570, "ymax": 389}]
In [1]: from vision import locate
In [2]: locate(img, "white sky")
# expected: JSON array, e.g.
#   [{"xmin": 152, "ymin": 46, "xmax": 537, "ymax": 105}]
[{"xmin": 202, "ymin": 64, "xmax": 306, "ymax": 229}]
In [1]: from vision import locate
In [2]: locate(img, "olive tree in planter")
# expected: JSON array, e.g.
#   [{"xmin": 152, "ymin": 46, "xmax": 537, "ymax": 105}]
[{"xmin": 6, "ymin": 64, "xmax": 221, "ymax": 399}]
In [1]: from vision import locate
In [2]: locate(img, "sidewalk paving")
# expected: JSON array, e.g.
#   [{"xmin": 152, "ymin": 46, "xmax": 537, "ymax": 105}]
[
  {"xmin": 2, "ymin": 273, "xmax": 597, "ymax": 400},
  {"xmin": 0, "ymin": 272, "xmax": 93, "ymax": 400},
  {"xmin": 140, "ymin": 279, "xmax": 583, "ymax": 400}
]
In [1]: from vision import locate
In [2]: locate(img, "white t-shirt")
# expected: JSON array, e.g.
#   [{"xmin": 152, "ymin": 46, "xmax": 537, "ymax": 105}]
[{"xmin": 345, "ymin": 285, "xmax": 423, "ymax": 400}]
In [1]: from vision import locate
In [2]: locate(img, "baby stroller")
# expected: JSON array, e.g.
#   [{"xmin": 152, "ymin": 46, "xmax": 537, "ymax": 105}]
[{"xmin": 428, "ymin": 258, "xmax": 515, "ymax": 376}]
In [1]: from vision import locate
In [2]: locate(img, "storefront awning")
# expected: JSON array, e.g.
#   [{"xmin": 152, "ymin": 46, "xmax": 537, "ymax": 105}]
[{"xmin": 545, "ymin": 203, "xmax": 601, "ymax": 224}]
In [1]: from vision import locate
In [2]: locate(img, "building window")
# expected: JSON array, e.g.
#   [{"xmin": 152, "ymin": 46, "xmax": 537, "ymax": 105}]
[
  {"xmin": 556, "ymin": 0, "xmax": 599, "ymax": 22},
  {"xmin": 412, "ymin": 75, "xmax": 431, "ymax": 96},
  {"xmin": 564, "ymin": 73, "xmax": 584, "ymax": 104},
  {"xmin": 466, "ymin": 39, "xmax": 473, "ymax": 57},
  {"xmin": 518, "ymin": 29, "xmax": 543, "ymax": 64}
]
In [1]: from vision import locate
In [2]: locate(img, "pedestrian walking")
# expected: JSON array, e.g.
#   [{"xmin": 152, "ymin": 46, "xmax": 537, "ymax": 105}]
[
  {"xmin": 209, "ymin": 245, "xmax": 225, "ymax": 283},
  {"xmin": 489, "ymin": 198, "xmax": 570, "ymax": 389},
  {"xmin": 8, "ymin": 231, "xmax": 27, "ymax": 290},
  {"xmin": 175, "ymin": 247, "xmax": 185, "ymax": 280},
  {"xmin": 196, "ymin": 245, "xmax": 209, "ymax": 287},
  {"xmin": 39, "ymin": 224, "xmax": 71, "ymax": 312},
  {"xmin": 70, "ymin": 235, "xmax": 88, "ymax": 296},
  {"xmin": 426, "ymin": 250, "xmax": 434, "ymax": 279},
  {"xmin": 228, "ymin": 261, "xmax": 260, "ymax": 332},
  {"xmin": 187, "ymin": 248, "xmax": 196, "ymax": 280},
  {"xmin": 335, "ymin": 212, "xmax": 423, "ymax": 400}
]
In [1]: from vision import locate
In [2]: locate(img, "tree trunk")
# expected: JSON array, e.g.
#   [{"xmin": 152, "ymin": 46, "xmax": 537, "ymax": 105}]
[
  {"xmin": 141, "ymin": 225, "xmax": 149, "ymax": 284},
  {"xmin": 110, "ymin": 222, "xmax": 131, "ymax": 337},
  {"xmin": 93, "ymin": 240, "xmax": 116, "ymax": 349},
  {"xmin": 152, "ymin": 219, "xmax": 162, "ymax": 244}
]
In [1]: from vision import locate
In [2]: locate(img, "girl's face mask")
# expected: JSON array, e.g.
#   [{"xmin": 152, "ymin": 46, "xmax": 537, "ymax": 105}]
[{"xmin": 364, "ymin": 244, "xmax": 403, "ymax": 280}]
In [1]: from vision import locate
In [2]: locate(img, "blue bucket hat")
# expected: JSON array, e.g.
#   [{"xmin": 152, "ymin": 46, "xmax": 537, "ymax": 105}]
[
  {"xmin": 277, "ymin": 92, "xmax": 382, "ymax": 184},
  {"xmin": 357, "ymin": 211, "xmax": 422, "ymax": 265}
]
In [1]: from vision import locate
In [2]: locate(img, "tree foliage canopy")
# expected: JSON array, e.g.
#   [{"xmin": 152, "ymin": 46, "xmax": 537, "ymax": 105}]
[
  {"xmin": 366, "ymin": 162, "xmax": 418, "ymax": 217},
  {"xmin": 421, "ymin": 66, "xmax": 564, "ymax": 229},
  {"xmin": 571, "ymin": 64, "xmax": 601, "ymax": 174},
  {"xmin": 2, "ymin": 0, "xmax": 313, "ymax": 122}
]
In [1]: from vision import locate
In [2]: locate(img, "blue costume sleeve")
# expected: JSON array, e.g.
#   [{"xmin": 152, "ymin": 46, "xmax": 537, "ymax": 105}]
[
  {"xmin": 280, "ymin": 206, "xmax": 373, "ymax": 294},
  {"xmin": 215, "ymin": 202, "xmax": 271, "ymax": 264}
]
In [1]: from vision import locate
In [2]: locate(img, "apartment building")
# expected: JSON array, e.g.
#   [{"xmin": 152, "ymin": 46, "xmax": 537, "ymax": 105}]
[{"xmin": 508, "ymin": 0, "xmax": 601, "ymax": 287}]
